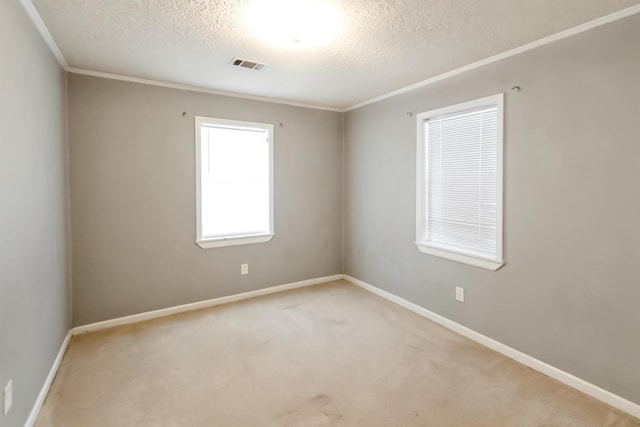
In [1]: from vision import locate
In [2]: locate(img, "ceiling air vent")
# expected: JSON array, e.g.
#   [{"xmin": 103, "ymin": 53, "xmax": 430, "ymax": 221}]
[{"xmin": 231, "ymin": 57, "xmax": 266, "ymax": 70}]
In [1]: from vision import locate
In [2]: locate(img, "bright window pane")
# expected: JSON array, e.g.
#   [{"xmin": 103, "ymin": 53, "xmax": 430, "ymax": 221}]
[{"xmin": 200, "ymin": 124, "xmax": 270, "ymax": 238}]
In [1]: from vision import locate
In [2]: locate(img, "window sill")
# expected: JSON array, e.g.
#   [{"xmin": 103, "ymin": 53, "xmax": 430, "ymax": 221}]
[
  {"xmin": 197, "ymin": 233, "xmax": 274, "ymax": 249},
  {"xmin": 415, "ymin": 242, "xmax": 504, "ymax": 271}
]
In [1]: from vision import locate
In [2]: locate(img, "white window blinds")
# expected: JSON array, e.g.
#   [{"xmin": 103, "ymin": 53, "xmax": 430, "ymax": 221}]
[{"xmin": 416, "ymin": 95, "xmax": 503, "ymax": 269}]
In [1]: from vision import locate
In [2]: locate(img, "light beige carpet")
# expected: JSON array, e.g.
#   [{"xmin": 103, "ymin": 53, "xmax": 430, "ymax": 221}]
[{"xmin": 36, "ymin": 280, "xmax": 639, "ymax": 426}]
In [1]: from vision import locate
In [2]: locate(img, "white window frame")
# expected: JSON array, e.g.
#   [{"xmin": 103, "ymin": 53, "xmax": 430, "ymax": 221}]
[
  {"xmin": 195, "ymin": 116, "xmax": 275, "ymax": 249},
  {"xmin": 415, "ymin": 94, "xmax": 504, "ymax": 270}
]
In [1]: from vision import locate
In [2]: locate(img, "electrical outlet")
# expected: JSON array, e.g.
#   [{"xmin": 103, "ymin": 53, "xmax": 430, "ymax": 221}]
[
  {"xmin": 4, "ymin": 380, "xmax": 12, "ymax": 415},
  {"xmin": 241, "ymin": 263, "xmax": 249, "ymax": 275},
  {"xmin": 455, "ymin": 287, "xmax": 465, "ymax": 303}
]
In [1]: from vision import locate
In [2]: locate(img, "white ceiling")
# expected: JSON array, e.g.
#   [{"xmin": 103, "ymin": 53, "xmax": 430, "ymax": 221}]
[{"xmin": 30, "ymin": 0, "xmax": 640, "ymax": 110}]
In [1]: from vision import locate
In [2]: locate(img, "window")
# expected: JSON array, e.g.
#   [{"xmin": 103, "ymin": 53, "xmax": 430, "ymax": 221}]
[
  {"xmin": 415, "ymin": 94, "xmax": 504, "ymax": 270},
  {"xmin": 195, "ymin": 116, "xmax": 274, "ymax": 249}
]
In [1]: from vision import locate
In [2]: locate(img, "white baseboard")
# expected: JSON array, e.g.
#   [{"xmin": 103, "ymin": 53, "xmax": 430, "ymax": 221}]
[
  {"xmin": 344, "ymin": 274, "xmax": 640, "ymax": 420},
  {"xmin": 29, "ymin": 274, "xmax": 639, "ymax": 424},
  {"xmin": 24, "ymin": 330, "xmax": 72, "ymax": 427},
  {"xmin": 72, "ymin": 274, "xmax": 344, "ymax": 335},
  {"xmin": 26, "ymin": 275, "xmax": 343, "ymax": 426}
]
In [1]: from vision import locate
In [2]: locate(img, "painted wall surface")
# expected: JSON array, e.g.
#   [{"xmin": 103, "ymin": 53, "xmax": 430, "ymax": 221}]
[
  {"xmin": 344, "ymin": 14, "xmax": 640, "ymax": 403},
  {"xmin": 68, "ymin": 75, "xmax": 343, "ymax": 325},
  {"xmin": 0, "ymin": 1, "xmax": 70, "ymax": 426}
]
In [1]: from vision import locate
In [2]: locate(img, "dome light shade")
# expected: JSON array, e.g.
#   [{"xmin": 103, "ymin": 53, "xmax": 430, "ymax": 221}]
[{"xmin": 245, "ymin": 0, "xmax": 342, "ymax": 48}]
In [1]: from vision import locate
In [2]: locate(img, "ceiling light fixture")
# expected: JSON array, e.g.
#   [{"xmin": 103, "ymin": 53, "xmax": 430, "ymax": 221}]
[{"xmin": 245, "ymin": 0, "xmax": 342, "ymax": 48}]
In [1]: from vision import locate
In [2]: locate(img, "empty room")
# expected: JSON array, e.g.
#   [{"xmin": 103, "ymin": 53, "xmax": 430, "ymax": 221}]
[{"xmin": 2, "ymin": 0, "xmax": 640, "ymax": 426}]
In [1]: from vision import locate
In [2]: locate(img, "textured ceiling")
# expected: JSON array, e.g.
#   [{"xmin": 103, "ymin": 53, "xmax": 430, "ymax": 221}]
[{"xmin": 31, "ymin": 0, "xmax": 640, "ymax": 109}]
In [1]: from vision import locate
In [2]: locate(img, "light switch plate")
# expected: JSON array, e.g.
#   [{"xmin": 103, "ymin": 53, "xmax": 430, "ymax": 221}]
[
  {"xmin": 241, "ymin": 263, "xmax": 248, "ymax": 275},
  {"xmin": 455, "ymin": 287, "xmax": 465, "ymax": 303}
]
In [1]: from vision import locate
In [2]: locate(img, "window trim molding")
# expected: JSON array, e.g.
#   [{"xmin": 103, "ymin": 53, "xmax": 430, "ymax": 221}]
[
  {"xmin": 195, "ymin": 116, "xmax": 275, "ymax": 249},
  {"xmin": 415, "ymin": 94, "xmax": 504, "ymax": 270}
]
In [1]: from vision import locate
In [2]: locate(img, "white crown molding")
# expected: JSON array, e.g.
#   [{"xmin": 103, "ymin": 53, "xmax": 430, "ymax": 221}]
[
  {"xmin": 24, "ymin": 331, "xmax": 72, "ymax": 427},
  {"xmin": 20, "ymin": 0, "xmax": 640, "ymax": 113},
  {"xmin": 344, "ymin": 275, "xmax": 640, "ymax": 420},
  {"xmin": 66, "ymin": 67, "xmax": 345, "ymax": 112},
  {"xmin": 18, "ymin": 0, "xmax": 342, "ymax": 112},
  {"xmin": 72, "ymin": 274, "xmax": 344, "ymax": 335},
  {"xmin": 18, "ymin": 0, "xmax": 68, "ymax": 69},
  {"xmin": 344, "ymin": 3, "xmax": 640, "ymax": 111}
]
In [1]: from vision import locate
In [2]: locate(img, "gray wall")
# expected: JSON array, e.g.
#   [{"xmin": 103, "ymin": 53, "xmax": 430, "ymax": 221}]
[
  {"xmin": 68, "ymin": 75, "xmax": 343, "ymax": 326},
  {"xmin": 344, "ymin": 14, "xmax": 640, "ymax": 404},
  {"xmin": 0, "ymin": 1, "xmax": 70, "ymax": 426}
]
